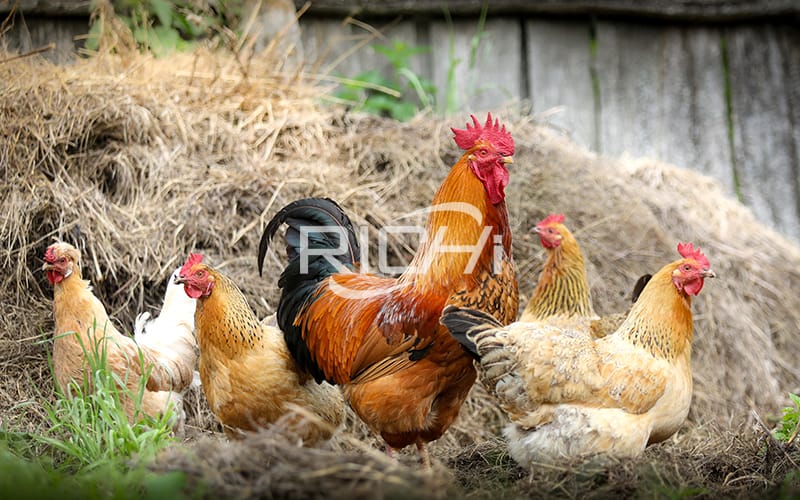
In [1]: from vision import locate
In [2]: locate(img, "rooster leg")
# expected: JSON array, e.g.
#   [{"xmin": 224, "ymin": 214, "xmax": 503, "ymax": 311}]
[{"xmin": 415, "ymin": 438, "xmax": 431, "ymax": 468}]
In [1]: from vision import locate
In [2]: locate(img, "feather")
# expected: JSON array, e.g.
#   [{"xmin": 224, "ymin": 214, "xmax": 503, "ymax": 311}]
[
  {"xmin": 258, "ymin": 197, "xmax": 359, "ymax": 276},
  {"xmin": 259, "ymin": 198, "xmax": 361, "ymax": 383}
]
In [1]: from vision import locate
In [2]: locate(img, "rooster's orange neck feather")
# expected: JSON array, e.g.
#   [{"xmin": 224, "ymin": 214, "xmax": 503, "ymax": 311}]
[{"xmin": 403, "ymin": 155, "xmax": 511, "ymax": 292}]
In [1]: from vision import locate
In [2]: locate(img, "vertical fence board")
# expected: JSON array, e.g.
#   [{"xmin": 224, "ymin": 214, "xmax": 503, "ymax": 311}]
[
  {"xmin": 594, "ymin": 22, "xmax": 734, "ymax": 192},
  {"xmin": 299, "ymin": 18, "xmax": 419, "ymax": 84},
  {"xmin": 525, "ymin": 19, "xmax": 595, "ymax": 151},
  {"xmin": 681, "ymin": 28, "xmax": 735, "ymax": 194},
  {"xmin": 777, "ymin": 24, "xmax": 800, "ymax": 225},
  {"xmin": 594, "ymin": 21, "xmax": 664, "ymax": 160},
  {"xmin": 727, "ymin": 25, "xmax": 800, "ymax": 240},
  {"xmin": 428, "ymin": 18, "xmax": 523, "ymax": 114},
  {"xmin": 5, "ymin": 17, "xmax": 87, "ymax": 63}
]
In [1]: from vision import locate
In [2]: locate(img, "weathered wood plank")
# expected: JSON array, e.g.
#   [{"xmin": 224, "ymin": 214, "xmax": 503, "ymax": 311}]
[
  {"xmin": 0, "ymin": 0, "xmax": 90, "ymax": 15},
  {"xmin": 594, "ymin": 22, "xmax": 734, "ymax": 192},
  {"xmin": 680, "ymin": 28, "xmax": 735, "ymax": 193},
  {"xmin": 5, "ymin": 0, "xmax": 800, "ymax": 20},
  {"xmin": 3, "ymin": 16, "xmax": 87, "ymax": 63},
  {"xmin": 594, "ymin": 22, "xmax": 670, "ymax": 160},
  {"xmin": 428, "ymin": 17, "xmax": 523, "ymax": 114},
  {"xmin": 727, "ymin": 24, "xmax": 800, "ymax": 240},
  {"xmin": 776, "ymin": 24, "xmax": 800, "ymax": 225},
  {"xmin": 525, "ymin": 19, "xmax": 596, "ymax": 151},
  {"xmin": 297, "ymin": 0, "xmax": 800, "ymax": 21},
  {"xmin": 298, "ymin": 18, "xmax": 421, "ymax": 98}
]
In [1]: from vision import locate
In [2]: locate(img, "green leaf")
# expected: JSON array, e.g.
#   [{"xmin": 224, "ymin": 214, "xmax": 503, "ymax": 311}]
[
  {"xmin": 149, "ymin": 0, "xmax": 173, "ymax": 28},
  {"xmin": 389, "ymin": 101, "xmax": 417, "ymax": 122}
]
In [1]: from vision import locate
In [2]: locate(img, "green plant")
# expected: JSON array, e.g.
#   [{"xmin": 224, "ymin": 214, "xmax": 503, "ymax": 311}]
[
  {"xmin": 441, "ymin": 2, "xmax": 490, "ymax": 115},
  {"xmin": 86, "ymin": 0, "xmax": 228, "ymax": 56},
  {"xmin": 334, "ymin": 39, "xmax": 436, "ymax": 121},
  {"xmin": 0, "ymin": 323, "xmax": 187, "ymax": 498},
  {"xmin": 774, "ymin": 393, "xmax": 800, "ymax": 444}
]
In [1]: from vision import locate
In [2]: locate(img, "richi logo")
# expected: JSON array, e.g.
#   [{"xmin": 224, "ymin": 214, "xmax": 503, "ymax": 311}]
[{"xmin": 296, "ymin": 202, "xmax": 507, "ymax": 299}]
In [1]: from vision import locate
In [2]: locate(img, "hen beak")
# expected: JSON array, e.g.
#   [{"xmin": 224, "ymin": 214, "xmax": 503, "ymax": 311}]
[
  {"xmin": 42, "ymin": 262, "xmax": 53, "ymax": 271},
  {"xmin": 173, "ymin": 275, "xmax": 186, "ymax": 285},
  {"xmin": 531, "ymin": 226, "xmax": 541, "ymax": 234},
  {"xmin": 702, "ymin": 269, "xmax": 716, "ymax": 279},
  {"xmin": 503, "ymin": 156, "xmax": 514, "ymax": 165}
]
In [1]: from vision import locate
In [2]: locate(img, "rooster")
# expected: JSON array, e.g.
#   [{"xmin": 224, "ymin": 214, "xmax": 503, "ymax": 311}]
[
  {"xmin": 520, "ymin": 213, "xmax": 649, "ymax": 337},
  {"xmin": 42, "ymin": 242, "xmax": 197, "ymax": 428},
  {"xmin": 258, "ymin": 114, "xmax": 520, "ymax": 463},
  {"xmin": 176, "ymin": 253, "xmax": 345, "ymax": 444},
  {"xmin": 441, "ymin": 242, "xmax": 715, "ymax": 465}
]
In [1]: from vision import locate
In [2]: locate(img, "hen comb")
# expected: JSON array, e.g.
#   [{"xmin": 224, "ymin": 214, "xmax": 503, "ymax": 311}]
[
  {"xmin": 44, "ymin": 245, "xmax": 57, "ymax": 263},
  {"xmin": 180, "ymin": 253, "xmax": 204, "ymax": 275},
  {"xmin": 451, "ymin": 113, "xmax": 515, "ymax": 155},
  {"xmin": 677, "ymin": 242, "xmax": 710, "ymax": 269},
  {"xmin": 537, "ymin": 213, "xmax": 566, "ymax": 227}
]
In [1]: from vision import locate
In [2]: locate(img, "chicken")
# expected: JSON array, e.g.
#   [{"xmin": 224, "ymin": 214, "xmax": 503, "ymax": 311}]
[
  {"xmin": 134, "ymin": 266, "xmax": 199, "ymax": 388},
  {"xmin": 42, "ymin": 242, "xmax": 197, "ymax": 428},
  {"xmin": 258, "ymin": 114, "xmax": 520, "ymax": 463},
  {"xmin": 440, "ymin": 242, "xmax": 715, "ymax": 465},
  {"xmin": 519, "ymin": 213, "xmax": 649, "ymax": 337},
  {"xmin": 175, "ymin": 253, "xmax": 345, "ymax": 444},
  {"xmin": 519, "ymin": 213, "xmax": 597, "ymax": 328}
]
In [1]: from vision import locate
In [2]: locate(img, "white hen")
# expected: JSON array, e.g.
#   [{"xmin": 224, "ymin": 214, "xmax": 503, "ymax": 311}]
[{"xmin": 135, "ymin": 267, "xmax": 200, "ymax": 389}]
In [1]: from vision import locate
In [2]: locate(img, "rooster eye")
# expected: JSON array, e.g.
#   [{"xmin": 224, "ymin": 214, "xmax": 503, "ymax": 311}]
[
  {"xmin": 683, "ymin": 265, "xmax": 691, "ymax": 272},
  {"xmin": 479, "ymin": 149, "xmax": 488, "ymax": 156}
]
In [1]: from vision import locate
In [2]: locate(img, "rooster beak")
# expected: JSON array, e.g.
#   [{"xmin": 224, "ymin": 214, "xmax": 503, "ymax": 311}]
[
  {"xmin": 502, "ymin": 156, "xmax": 514, "ymax": 165},
  {"xmin": 531, "ymin": 226, "xmax": 541, "ymax": 234},
  {"xmin": 702, "ymin": 269, "xmax": 716, "ymax": 279},
  {"xmin": 174, "ymin": 275, "xmax": 186, "ymax": 285}
]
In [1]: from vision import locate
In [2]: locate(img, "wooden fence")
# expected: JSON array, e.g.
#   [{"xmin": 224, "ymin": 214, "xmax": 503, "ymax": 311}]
[{"xmin": 3, "ymin": 1, "xmax": 800, "ymax": 241}]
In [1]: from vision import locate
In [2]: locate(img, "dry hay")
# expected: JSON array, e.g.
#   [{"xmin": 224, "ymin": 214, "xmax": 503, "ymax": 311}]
[{"xmin": 1, "ymin": 31, "xmax": 800, "ymax": 497}]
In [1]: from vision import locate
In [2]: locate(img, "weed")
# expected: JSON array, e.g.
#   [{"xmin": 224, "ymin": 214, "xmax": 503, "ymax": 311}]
[
  {"xmin": 335, "ymin": 39, "xmax": 435, "ymax": 121},
  {"xmin": 86, "ymin": 0, "xmax": 228, "ymax": 55},
  {"xmin": 773, "ymin": 393, "xmax": 800, "ymax": 444},
  {"xmin": 441, "ymin": 3, "xmax": 490, "ymax": 115},
  {"xmin": 0, "ymin": 323, "xmax": 186, "ymax": 498}
]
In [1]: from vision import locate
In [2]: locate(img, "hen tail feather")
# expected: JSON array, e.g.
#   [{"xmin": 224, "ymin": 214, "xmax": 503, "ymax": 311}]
[{"xmin": 440, "ymin": 305, "xmax": 505, "ymax": 359}]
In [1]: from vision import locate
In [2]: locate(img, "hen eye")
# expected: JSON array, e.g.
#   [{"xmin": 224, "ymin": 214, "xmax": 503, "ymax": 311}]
[
  {"xmin": 58, "ymin": 257, "xmax": 66, "ymax": 263},
  {"xmin": 479, "ymin": 149, "xmax": 488, "ymax": 156},
  {"xmin": 683, "ymin": 265, "xmax": 691, "ymax": 272}
]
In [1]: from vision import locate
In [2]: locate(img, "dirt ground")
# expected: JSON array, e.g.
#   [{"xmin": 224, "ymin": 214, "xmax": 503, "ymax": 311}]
[{"xmin": 1, "ymin": 36, "xmax": 799, "ymax": 498}]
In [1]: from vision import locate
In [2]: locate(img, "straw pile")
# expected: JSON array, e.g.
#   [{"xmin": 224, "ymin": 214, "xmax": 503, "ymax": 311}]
[{"xmin": 1, "ymin": 27, "xmax": 799, "ymax": 497}]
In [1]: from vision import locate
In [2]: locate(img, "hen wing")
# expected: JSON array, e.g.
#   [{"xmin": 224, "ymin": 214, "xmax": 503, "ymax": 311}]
[{"xmin": 463, "ymin": 319, "xmax": 669, "ymax": 424}]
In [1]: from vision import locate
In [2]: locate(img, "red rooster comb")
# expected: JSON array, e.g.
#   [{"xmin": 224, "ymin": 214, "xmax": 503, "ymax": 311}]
[
  {"xmin": 538, "ymin": 213, "xmax": 566, "ymax": 227},
  {"xmin": 451, "ymin": 113, "xmax": 515, "ymax": 156},
  {"xmin": 677, "ymin": 242, "xmax": 710, "ymax": 269},
  {"xmin": 180, "ymin": 253, "xmax": 204, "ymax": 275}
]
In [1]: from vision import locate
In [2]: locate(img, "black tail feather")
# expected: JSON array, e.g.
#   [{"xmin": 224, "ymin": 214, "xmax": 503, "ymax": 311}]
[
  {"xmin": 258, "ymin": 197, "xmax": 360, "ymax": 276},
  {"xmin": 440, "ymin": 305, "xmax": 504, "ymax": 360},
  {"xmin": 258, "ymin": 197, "xmax": 360, "ymax": 383}
]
